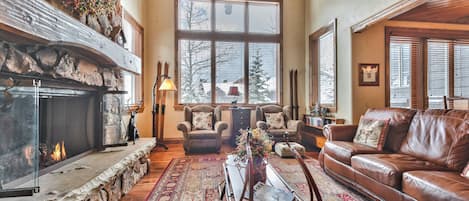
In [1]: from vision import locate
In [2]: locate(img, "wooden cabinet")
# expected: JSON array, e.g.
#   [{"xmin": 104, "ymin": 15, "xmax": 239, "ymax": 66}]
[
  {"xmin": 301, "ymin": 115, "xmax": 344, "ymax": 150},
  {"xmin": 230, "ymin": 108, "xmax": 251, "ymax": 147}
]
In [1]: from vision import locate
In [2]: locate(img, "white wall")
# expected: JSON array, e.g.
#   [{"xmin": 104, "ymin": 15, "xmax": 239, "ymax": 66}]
[{"xmin": 121, "ymin": 0, "xmax": 145, "ymax": 25}]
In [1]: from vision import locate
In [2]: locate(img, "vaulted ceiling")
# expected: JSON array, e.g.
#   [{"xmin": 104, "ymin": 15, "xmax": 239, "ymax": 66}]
[{"xmin": 391, "ymin": 0, "xmax": 469, "ymax": 24}]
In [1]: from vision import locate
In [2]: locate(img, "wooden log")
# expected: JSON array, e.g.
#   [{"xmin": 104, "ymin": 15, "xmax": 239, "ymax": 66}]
[{"xmin": 0, "ymin": 0, "xmax": 141, "ymax": 74}]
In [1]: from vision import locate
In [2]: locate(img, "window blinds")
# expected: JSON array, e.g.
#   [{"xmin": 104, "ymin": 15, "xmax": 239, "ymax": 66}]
[
  {"xmin": 389, "ymin": 36, "xmax": 415, "ymax": 108},
  {"xmin": 427, "ymin": 39, "xmax": 449, "ymax": 109},
  {"xmin": 454, "ymin": 41, "xmax": 469, "ymax": 97}
]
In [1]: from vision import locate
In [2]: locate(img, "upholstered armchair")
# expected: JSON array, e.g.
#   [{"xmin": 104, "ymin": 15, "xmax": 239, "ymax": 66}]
[
  {"xmin": 256, "ymin": 105, "xmax": 304, "ymax": 143},
  {"xmin": 176, "ymin": 105, "xmax": 228, "ymax": 154}
]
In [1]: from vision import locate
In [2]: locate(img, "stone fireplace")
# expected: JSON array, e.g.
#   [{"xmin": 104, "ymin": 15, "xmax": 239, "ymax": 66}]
[
  {"xmin": 0, "ymin": 40, "xmax": 129, "ymax": 191},
  {"xmin": 0, "ymin": 0, "xmax": 147, "ymax": 199}
]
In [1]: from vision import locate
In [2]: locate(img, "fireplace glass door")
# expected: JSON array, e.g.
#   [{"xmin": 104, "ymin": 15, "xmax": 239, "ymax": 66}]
[{"xmin": 0, "ymin": 77, "xmax": 40, "ymax": 197}]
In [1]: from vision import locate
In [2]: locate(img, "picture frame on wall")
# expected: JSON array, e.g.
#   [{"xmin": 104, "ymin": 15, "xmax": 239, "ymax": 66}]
[{"xmin": 359, "ymin": 63, "xmax": 379, "ymax": 86}]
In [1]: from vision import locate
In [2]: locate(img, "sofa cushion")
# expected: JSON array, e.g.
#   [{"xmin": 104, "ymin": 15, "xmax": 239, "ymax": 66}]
[
  {"xmin": 265, "ymin": 112, "xmax": 286, "ymax": 129},
  {"xmin": 188, "ymin": 130, "xmax": 218, "ymax": 139},
  {"xmin": 399, "ymin": 109, "xmax": 469, "ymax": 171},
  {"xmin": 323, "ymin": 141, "xmax": 386, "ymax": 165},
  {"xmin": 363, "ymin": 108, "xmax": 417, "ymax": 152},
  {"xmin": 192, "ymin": 112, "xmax": 213, "ymax": 130},
  {"xmin": 403, "ymin": 171, "xmax": 469, "ymax": 201},
  {"xmin": 351, "ymin": 154, "xmax": 448, "ymax": 188},
  {"xmin": 353, "ymin": 117, "xmax": 390, "ymax": 150}
]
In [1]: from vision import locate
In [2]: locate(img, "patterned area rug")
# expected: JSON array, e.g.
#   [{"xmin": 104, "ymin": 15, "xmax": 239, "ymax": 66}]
[{"xmin": 146, "ymin": 155, "xmax": 367, "ymax": 201}]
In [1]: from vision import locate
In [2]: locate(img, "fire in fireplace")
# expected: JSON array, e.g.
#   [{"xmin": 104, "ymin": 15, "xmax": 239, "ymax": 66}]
[{"xmin": 40, "ymin": 141, "xmax": 67, "ymax": 167}]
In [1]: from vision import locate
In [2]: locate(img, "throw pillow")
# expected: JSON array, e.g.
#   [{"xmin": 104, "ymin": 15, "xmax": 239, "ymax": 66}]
[
  {"xmin": 461, "ymin": 163, "xmax": 469, "ymax": 178},
  {"xmin": 353, "ymin": 116, "xmax": 390, "ymax": 150},
  {"xmin": 192, "ymin": 112, "xmax": 213, "ymax": 130},
  {"xmin": 265, "ymin": 112, "xmax": 286, "ymax": 129}
]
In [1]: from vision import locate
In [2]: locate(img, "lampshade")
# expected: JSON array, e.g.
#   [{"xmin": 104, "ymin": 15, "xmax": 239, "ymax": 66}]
[
  {"xmin": 228, "ymin": 86, "xmax": 240, "ymax": 96},
  {"xmin": 159, "ymin": 78, "xmax": 177, "ymax": 91}
]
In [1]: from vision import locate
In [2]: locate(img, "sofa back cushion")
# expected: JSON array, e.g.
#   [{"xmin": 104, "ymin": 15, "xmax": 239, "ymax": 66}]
[
  {"xmin": 399, "ymin": 110, "xmax": 469, "ymax": 171},
  {"xmin": 363, "ymin": 108, "xmax": 417, "ymax": 152}
]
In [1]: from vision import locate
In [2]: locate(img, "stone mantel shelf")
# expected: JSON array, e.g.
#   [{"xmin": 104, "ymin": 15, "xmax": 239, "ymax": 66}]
[{"xmin": 0, "ymin": 0, "xmax": 141, "ymax": 74}]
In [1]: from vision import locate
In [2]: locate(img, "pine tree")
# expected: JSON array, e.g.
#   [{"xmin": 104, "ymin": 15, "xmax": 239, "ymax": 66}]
[{"xmin": 249, "ymin": 50, "xmax": 271, "ymax": 103}]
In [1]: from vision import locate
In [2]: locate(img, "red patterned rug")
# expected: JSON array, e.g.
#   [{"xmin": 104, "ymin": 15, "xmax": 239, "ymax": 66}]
[{"xmin": 146, "ymin": 154, "xmax": 367, "ymax": 201}]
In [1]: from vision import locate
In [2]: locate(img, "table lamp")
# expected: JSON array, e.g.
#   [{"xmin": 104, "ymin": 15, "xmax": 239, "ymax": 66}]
[{"xmin": 228, "ymin": 86, "xmax": 240, "ymax": 108}]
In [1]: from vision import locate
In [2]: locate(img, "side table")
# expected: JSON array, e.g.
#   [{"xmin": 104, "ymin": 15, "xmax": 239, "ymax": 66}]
[{"xmin": 230, "ymin": 108, "xmax": 251, "ymax": 147}]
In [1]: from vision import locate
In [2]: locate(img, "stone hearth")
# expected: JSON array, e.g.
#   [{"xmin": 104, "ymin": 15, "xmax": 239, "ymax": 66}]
[{"xmin": 4, "ymin": 139, "xmax": 155, "ymax": 201}]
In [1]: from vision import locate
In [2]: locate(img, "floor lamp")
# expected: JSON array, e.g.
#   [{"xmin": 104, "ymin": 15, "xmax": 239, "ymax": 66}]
[{"xmin": 152, "ymin": 74, "xmax": 177, "ymax": 151}]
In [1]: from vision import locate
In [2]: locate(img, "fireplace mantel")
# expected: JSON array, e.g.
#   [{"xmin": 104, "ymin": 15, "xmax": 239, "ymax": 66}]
[{"xmin": 0, "ymin": 0, "xmax": 141, "ymax": 74}]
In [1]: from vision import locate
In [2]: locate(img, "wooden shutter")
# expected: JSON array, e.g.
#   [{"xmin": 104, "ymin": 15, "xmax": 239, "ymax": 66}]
[
  {"xmin": 454, "ymin": 41, "xmax": 469, "ymax": 97},
  {"xmin": 426, "ymin": 39, "xmax": 450, "ymax": 109}
]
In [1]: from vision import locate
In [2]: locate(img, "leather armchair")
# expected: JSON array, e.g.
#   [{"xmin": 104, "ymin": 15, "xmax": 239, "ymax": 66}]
[
  {"xmin": 176, "ymin": 105, "xmax": 228, "ymax": 154},
  {"xmin": 255, "ymin": 105, "xmax": 304, "ymax": 143}
]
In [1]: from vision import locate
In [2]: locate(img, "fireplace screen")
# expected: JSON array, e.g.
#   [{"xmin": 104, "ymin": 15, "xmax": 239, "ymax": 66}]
[
  {"xmin": 39, "ymin": 88, "xmax": 97, "ymax": 169},
  {"xmin": 0, "ymin": 77, "xmax": 40, "ymax": 196}
]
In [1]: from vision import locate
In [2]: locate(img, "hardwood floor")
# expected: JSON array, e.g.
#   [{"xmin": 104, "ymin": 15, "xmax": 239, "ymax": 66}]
[{"xmin": 121, "ymin": 142, "xmax": 319, "ymax": 201}]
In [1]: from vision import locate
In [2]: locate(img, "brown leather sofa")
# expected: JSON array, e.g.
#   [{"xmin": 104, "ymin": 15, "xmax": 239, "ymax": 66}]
[{"xmin": 319, "ymin": 108, "xmax": 469, "ymax": 201}]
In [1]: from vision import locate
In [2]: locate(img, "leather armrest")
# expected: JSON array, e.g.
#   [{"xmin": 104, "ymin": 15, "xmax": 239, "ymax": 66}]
[
  {"xmin": 177, "ymin": 121, "xmax": 192, "ymax": 138},
  {"xmin": 323, "ymin": 124, "xmax": 358, "ymax": 141},
  {"xmin": 256, "ymin": 121, "xmax": 268, "ymax": 130},
  {"xmin": 215, "ymin": 121, "xmax": 228, "ymax": 134}
]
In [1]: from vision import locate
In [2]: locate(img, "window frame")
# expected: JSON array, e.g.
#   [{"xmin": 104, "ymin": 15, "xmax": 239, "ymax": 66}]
[
  {"xmin": 385, "ymin": 27, "xmax": 469, "ymax": 109},
  {"xmin": 122, "ymin": 9, "xmax": 144, "ymax": 113},
  {"xmin": 309, "ymin": 19, "xmax": 337, "ymax": 112},
  {"xmin": 174, "ymin": 0, "xmax": 283, "ymax": 109}
]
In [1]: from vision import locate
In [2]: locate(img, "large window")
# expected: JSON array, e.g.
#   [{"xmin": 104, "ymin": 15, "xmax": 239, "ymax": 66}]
[
  {"xmin": 309, "ymin": 19, "xmax": 337, "ymax": 111},
  {"xmin": 176, "ymin": 0, "xmax": 282, "ymax": 106},
  {"xmin": 386, "ymin": 27, "xmax": 469, "ymax": 109}
]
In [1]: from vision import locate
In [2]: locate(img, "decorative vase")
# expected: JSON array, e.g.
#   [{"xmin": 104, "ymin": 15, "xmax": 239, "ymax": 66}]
[{"xmin": 253, "ymin": 156, "xmax": 267, "ymax": 184}]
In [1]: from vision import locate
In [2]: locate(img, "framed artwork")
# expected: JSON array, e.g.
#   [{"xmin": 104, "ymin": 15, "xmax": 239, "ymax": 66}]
[{"xmin": 359, "ymin": 63, "xmax": 379, "ymax": 86}]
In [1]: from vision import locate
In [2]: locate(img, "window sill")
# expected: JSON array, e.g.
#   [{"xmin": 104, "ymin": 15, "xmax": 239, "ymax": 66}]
[{"xmin": 125, "ymin": 104, "xmax": 145, "ymax": 113}]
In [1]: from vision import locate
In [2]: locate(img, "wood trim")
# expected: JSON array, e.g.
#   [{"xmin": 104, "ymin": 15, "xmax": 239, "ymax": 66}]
[
  {"xmin": 449, "ymin": 42, "xmax": 455, "ymax": 97},
  {"xmin": 174, "ymin": 0, "xmax": 283, "ymax": 107},
  {"xmin": 309, "ymin": 19, "xmax": 337, "ymax": 113},
  {"xmin": 278, "ymin": 0, "xmax": 284, "ymax": 106},
  {"xmin": 416, "ymin": 38, "xmax": 425, "ymax": 109},
  {"xmin": 351, "ymin": 0, "xmax": 426, "ymax": 33},
  {"xmin": 385, "ymin": 27, "xmax": 391, "ymax": 107},
  {"xmin": 386, "ymin": 27, "xmax": 469, "ymax": 40}
]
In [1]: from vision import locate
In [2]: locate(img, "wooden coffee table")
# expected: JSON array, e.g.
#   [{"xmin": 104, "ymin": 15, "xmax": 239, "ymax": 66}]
[{"xmin": 219, "ymin": 155, "xmax": 300, "ymax": 201}]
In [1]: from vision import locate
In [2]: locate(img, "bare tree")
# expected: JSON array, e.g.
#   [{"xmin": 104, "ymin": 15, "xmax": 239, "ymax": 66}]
[{"xmin": 179, "ymin": 1, "xmax": 234, "ymax": 103}]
